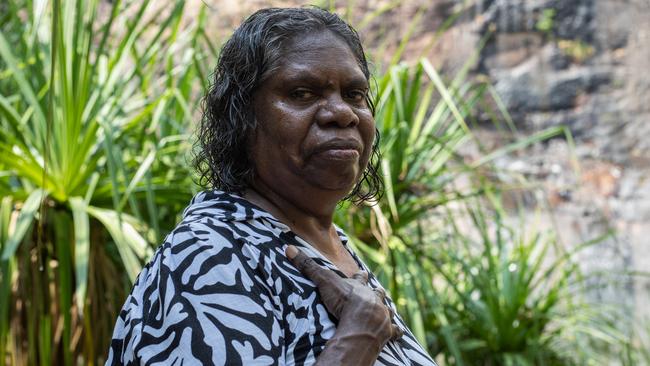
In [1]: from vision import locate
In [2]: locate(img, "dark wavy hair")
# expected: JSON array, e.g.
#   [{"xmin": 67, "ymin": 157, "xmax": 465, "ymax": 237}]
[{"xmin": 193, "ymin": 7, "xmax": 382, "ymax": 203}]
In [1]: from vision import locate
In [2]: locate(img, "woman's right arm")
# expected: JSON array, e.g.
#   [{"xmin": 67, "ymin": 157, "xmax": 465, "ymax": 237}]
[
  {"xmin": 107, "ymin": 224, "xmax": 286, "ymax": 366},
  {"xmin": 285, "ymin": 246, "xmax": 402, "ymax": 366}
]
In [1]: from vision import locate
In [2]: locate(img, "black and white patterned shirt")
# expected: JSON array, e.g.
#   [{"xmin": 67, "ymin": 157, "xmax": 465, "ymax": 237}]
[{"xmin": 107, "ymin": 191, "xmax": 437, "ymax": 366}]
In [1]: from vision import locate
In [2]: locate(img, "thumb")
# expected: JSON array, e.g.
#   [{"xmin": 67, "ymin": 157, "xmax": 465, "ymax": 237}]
[{"xmin": 286, "ymin": 245, "xmax": 336, "ymax": 287}]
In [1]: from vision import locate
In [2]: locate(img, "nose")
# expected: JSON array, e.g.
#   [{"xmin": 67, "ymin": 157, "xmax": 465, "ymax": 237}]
[{"xmin": 315, "ymin": 94, "xmax": 359, "ymax": 128}]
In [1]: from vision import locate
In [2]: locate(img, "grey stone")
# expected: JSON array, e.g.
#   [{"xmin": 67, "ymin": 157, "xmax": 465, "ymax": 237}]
[{"xmin": 494, "ymin": 64, "xmax": 610, "ymax": 113}]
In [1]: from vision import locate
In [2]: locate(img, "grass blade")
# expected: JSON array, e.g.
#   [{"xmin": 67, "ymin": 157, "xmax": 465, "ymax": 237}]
[
  {"xmin": 69, "ymin": 197, "xmax": 90, "ymax": 315},
  {"xmin": 85, "ymin": 205, "xmax": 150, "ymax": 282},
  {"xmin": 1, "ymin": 189, "xmax": 46, "ymax": 260}
]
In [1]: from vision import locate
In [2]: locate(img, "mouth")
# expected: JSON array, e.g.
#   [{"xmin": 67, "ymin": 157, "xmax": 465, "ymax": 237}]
[{"xmin": 311, "ymin": 139, "xmax": 363, "ymax": 161}]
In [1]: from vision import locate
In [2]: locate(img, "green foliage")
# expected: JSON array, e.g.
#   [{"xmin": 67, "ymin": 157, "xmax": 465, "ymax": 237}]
[
  {"xmin": 622, "ymin": 319, "xmax": 650, "ymax": 365},
  {"xmin": 0, "ymin": 0, "xmax": 213, "ymax": 363},
  {"xmin": 428, "ymin": 201, "xmax": 627, "ymax": 365},
  {"xmin": 535, "ymin": 8, "xmax": 556, "ymax": 35},
  {"xmin": 557, "ymin": 39, "xmax": 596, "ymax": 63},
  {"xmin": 334, "ymin": 57, "xmax": 631, "ymax": 364},
  {"xmin": 0, "ymin": 1, "xmax": 638, "ymax": 365}
]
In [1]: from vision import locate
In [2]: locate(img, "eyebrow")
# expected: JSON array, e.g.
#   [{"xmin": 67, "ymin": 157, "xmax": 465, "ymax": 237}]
[
  {"xmin": 280, "ymin": 66, "xmax": 369, "ymax": 89},
  {"xmin": 281, "ymin": 69, "xmax": 324, "ymax": 85}
]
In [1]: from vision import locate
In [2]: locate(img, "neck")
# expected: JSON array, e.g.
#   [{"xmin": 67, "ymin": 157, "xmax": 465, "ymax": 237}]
[{"xmin": 243, "ymin": 181, "xmax": 344, "ymax": 256}]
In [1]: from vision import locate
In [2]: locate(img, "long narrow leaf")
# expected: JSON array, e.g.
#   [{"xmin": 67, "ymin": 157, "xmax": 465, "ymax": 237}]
[
  {"xmin": 1, "ymin": 189, "xmax": 46, "ymax": 260},
  {"xmin": 69, "ymin": 197, "xmax": 90, "ymax": 315},
  {"xmin": 85, "ymin": 206, "xmax": 149, "ymax": 282}
]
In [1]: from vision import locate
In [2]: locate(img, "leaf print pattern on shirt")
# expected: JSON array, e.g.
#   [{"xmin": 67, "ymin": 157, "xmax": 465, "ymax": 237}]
[{"xmin": 106, "ymin": 191, "xmax": 437, "ymax": 366}]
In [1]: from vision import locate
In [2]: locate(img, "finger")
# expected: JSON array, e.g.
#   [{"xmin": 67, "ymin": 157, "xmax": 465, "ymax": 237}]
[
  {"xmin": 390, "ymin": 324, "xmax": 403, "ymax": 341},
  {"xmin": 350, "ymin": 270, "xmax": 368, "ymax": 284},
  {"xmin": 373, "ymin": 287, "xmax": 386, "ymax": 300},
  {"xmin": 285, "ymin": 245, "xmax": 338, "ymax": 286}
]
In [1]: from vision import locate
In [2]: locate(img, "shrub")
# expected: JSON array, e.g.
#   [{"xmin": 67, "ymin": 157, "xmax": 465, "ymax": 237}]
[{"xmin": 0, "ymin": 0, "xmax": 212, "ymax": 363}]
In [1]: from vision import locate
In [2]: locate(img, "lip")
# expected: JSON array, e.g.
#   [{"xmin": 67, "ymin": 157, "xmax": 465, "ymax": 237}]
[
  {"xmin": 312, "ymin": 139, "xmax": 363, "ymax": 154},
  {"xmin": 311, "ymin": 139, "xmax": 363, "ymax": 159}
]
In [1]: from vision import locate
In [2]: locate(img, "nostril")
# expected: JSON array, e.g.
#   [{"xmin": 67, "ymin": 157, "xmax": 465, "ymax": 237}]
[{"xmin": 316, "ymin": 98, "xmax": 359, "ymax": 128}]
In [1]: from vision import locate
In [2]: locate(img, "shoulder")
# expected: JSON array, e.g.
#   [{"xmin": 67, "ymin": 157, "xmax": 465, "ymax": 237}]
[
  {"xmin": 133, "ymin": 211, "xmax": 283, "ymax": 311},
  {"xmin": 107, "ymin": 193, "xmax": 289, "ymax": 365}
]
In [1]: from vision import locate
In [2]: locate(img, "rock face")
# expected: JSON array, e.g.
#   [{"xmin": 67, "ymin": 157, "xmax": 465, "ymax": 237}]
[
  {"xmin": 476, "ymin": 0, "xmax": 649, "ymax": 151},
  {"xmin": 369, "ymin": 0, "xmax": 649, "ymax": 323},
  {"xmin": 457, "ymin": 0, "xmax": 650, "ymax": 322},
  {"xmin": 195, "ymin": 0, "xmax": 649, "ymax": 323}
]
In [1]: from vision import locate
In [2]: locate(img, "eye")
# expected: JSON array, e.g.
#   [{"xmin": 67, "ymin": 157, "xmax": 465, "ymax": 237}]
[
  {"xmin": 346, "ymin": 89, "xmax": 368, "ymax": 103},
  {"xmin": 290, "ymin": 88, "xmax": 316, "ymax": 101}
]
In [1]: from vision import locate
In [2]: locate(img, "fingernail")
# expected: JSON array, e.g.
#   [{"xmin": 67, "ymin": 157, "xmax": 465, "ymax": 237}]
[{"xmin": 285, "ymin": 245, "xmax": 298, "ymax": 259}]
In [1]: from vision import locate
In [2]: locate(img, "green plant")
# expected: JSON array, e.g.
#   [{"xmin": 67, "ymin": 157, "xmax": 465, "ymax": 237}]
[
  {"xmin": 557, "ymin": 39, "xmax": 596, "ymax": 63},
  {"xmin": 1, "ymin": 1, "xmax": 638, "ymax": 365},
  {"xmin": 535, "ymin": 8, "xmax": 556, "ymax": 36},
  {"xmin": 621, "ymin": 318, "xmax": 650, "ymax": 365},
  {"xmin": 0, "ymin": 0, "xmax": 213, "ymax": 363},
  {"xmin": 334, "ymin": 54, "xmax": 629, "ymax": 364},
  {"xmin": 427, "ymin": 198, "xmax": 629, "ymax": 365}
]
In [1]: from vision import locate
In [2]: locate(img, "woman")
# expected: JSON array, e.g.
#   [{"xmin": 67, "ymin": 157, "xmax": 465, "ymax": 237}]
[{"xmin": 107, "ymin": 7, "xmax": 436, "ymax": 366}]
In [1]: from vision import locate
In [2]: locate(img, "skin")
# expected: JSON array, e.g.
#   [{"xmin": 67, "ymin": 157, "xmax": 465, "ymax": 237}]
[
  {"xmin": 286, "ymin": 245, "xmax": 402, "ymax": 366},
  {"xmin": 245, "ymin": 30, "xmax": 375, "ymax": 277},
  {"xmin": 243, "ymin": 30, "xmax": 402, "ymax": 365}
]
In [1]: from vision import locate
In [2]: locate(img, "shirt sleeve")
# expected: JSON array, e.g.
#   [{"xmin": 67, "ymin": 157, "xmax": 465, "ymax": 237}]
[{"xmin": 106, "ymin": 220, "xmax": 285, "ymax": 366}]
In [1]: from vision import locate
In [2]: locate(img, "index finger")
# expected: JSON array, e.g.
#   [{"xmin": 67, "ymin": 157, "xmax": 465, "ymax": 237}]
[{"xmin": 285, "ymin": 245, "xmax": 339, "ymax": 287}]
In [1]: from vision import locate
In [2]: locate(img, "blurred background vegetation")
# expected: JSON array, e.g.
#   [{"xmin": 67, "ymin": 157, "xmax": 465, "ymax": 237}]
[{"xmin": 1, "ymin": 0, "xmax": 649, "ymax": 365}]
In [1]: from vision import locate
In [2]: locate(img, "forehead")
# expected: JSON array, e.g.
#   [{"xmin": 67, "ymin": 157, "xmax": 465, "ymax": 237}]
[
  {"xmin": 270, "ymin": 31, "xmax": 367, "ymax": 82},
  {"xmin": 282, "ymin": 30, "xmax": 353, "ymax": 56}
]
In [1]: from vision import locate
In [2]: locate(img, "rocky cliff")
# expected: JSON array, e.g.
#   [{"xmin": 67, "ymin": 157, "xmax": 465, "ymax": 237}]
[
  {"xmin": 196, "ymin": 0, "xmax": 650, "ymax": 322},
  {"xmin": 430, "ymin": 0, "xmax": 650, "ymax": 322}
]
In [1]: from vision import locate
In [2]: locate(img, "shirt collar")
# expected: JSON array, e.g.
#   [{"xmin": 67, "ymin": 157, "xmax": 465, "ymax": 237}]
[
  {"xmin": 182, "ymin": 190, "xmax": 291, "ymax": 231},
  {"xmin": 182, "ymin": 190, "xmax": 350, "ymax": 245}
]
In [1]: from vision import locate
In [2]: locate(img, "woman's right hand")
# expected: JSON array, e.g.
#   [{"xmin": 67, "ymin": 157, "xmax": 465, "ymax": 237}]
[{"xmin": 286, "ymin": 245, "xmax": 402, "ymax": 366}]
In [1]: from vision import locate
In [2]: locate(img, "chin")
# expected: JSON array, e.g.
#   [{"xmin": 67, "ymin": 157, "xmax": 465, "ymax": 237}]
[
  {"xmin": 300, "ymin": 160, "xmax": 366, "ymax": 193},
  {"xmin": 309, "ymin": 171, "xmax": 359, "ymax": 193},
  {"xmin": 317, "ymin": 178, "xmax": 356, "ymax": 192}
]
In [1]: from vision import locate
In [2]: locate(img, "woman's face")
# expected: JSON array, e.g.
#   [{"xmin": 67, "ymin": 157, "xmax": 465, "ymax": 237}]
[{"xmin": 250, "ymin": 31, "xmax": 375, "ymax": 201}]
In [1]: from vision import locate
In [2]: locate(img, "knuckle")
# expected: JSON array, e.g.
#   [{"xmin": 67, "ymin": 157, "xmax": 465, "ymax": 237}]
[
  {"xmin": 390, "ymin": 325, "xmax": 403, "ymax": 341},
  {"xmin": 298, "ymin": 257, "xmax": 315, "ymax": 271},
  {"xmin": 338, "ymin": 282, "xmax": 353, "ymax": 301},
  {"xmin": 333, "ymin": 298, "xmax": 346, "ymax": 317},
  {"xmin": 367, "ymin": 302, "xmax": 390, "ymax": 322}
]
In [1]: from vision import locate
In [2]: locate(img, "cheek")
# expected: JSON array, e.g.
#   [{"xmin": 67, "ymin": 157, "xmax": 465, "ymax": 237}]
[
  {"xmin": 359, "ymin": 113, "xmax": 376, "ymax": 153},
  {"xmin": 258, "ymin": 102, "xmax": 296, "ymax": 142},
  {"xmin": 272, "ymin": 106, "xmax": 316, "ymax": 150}
]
